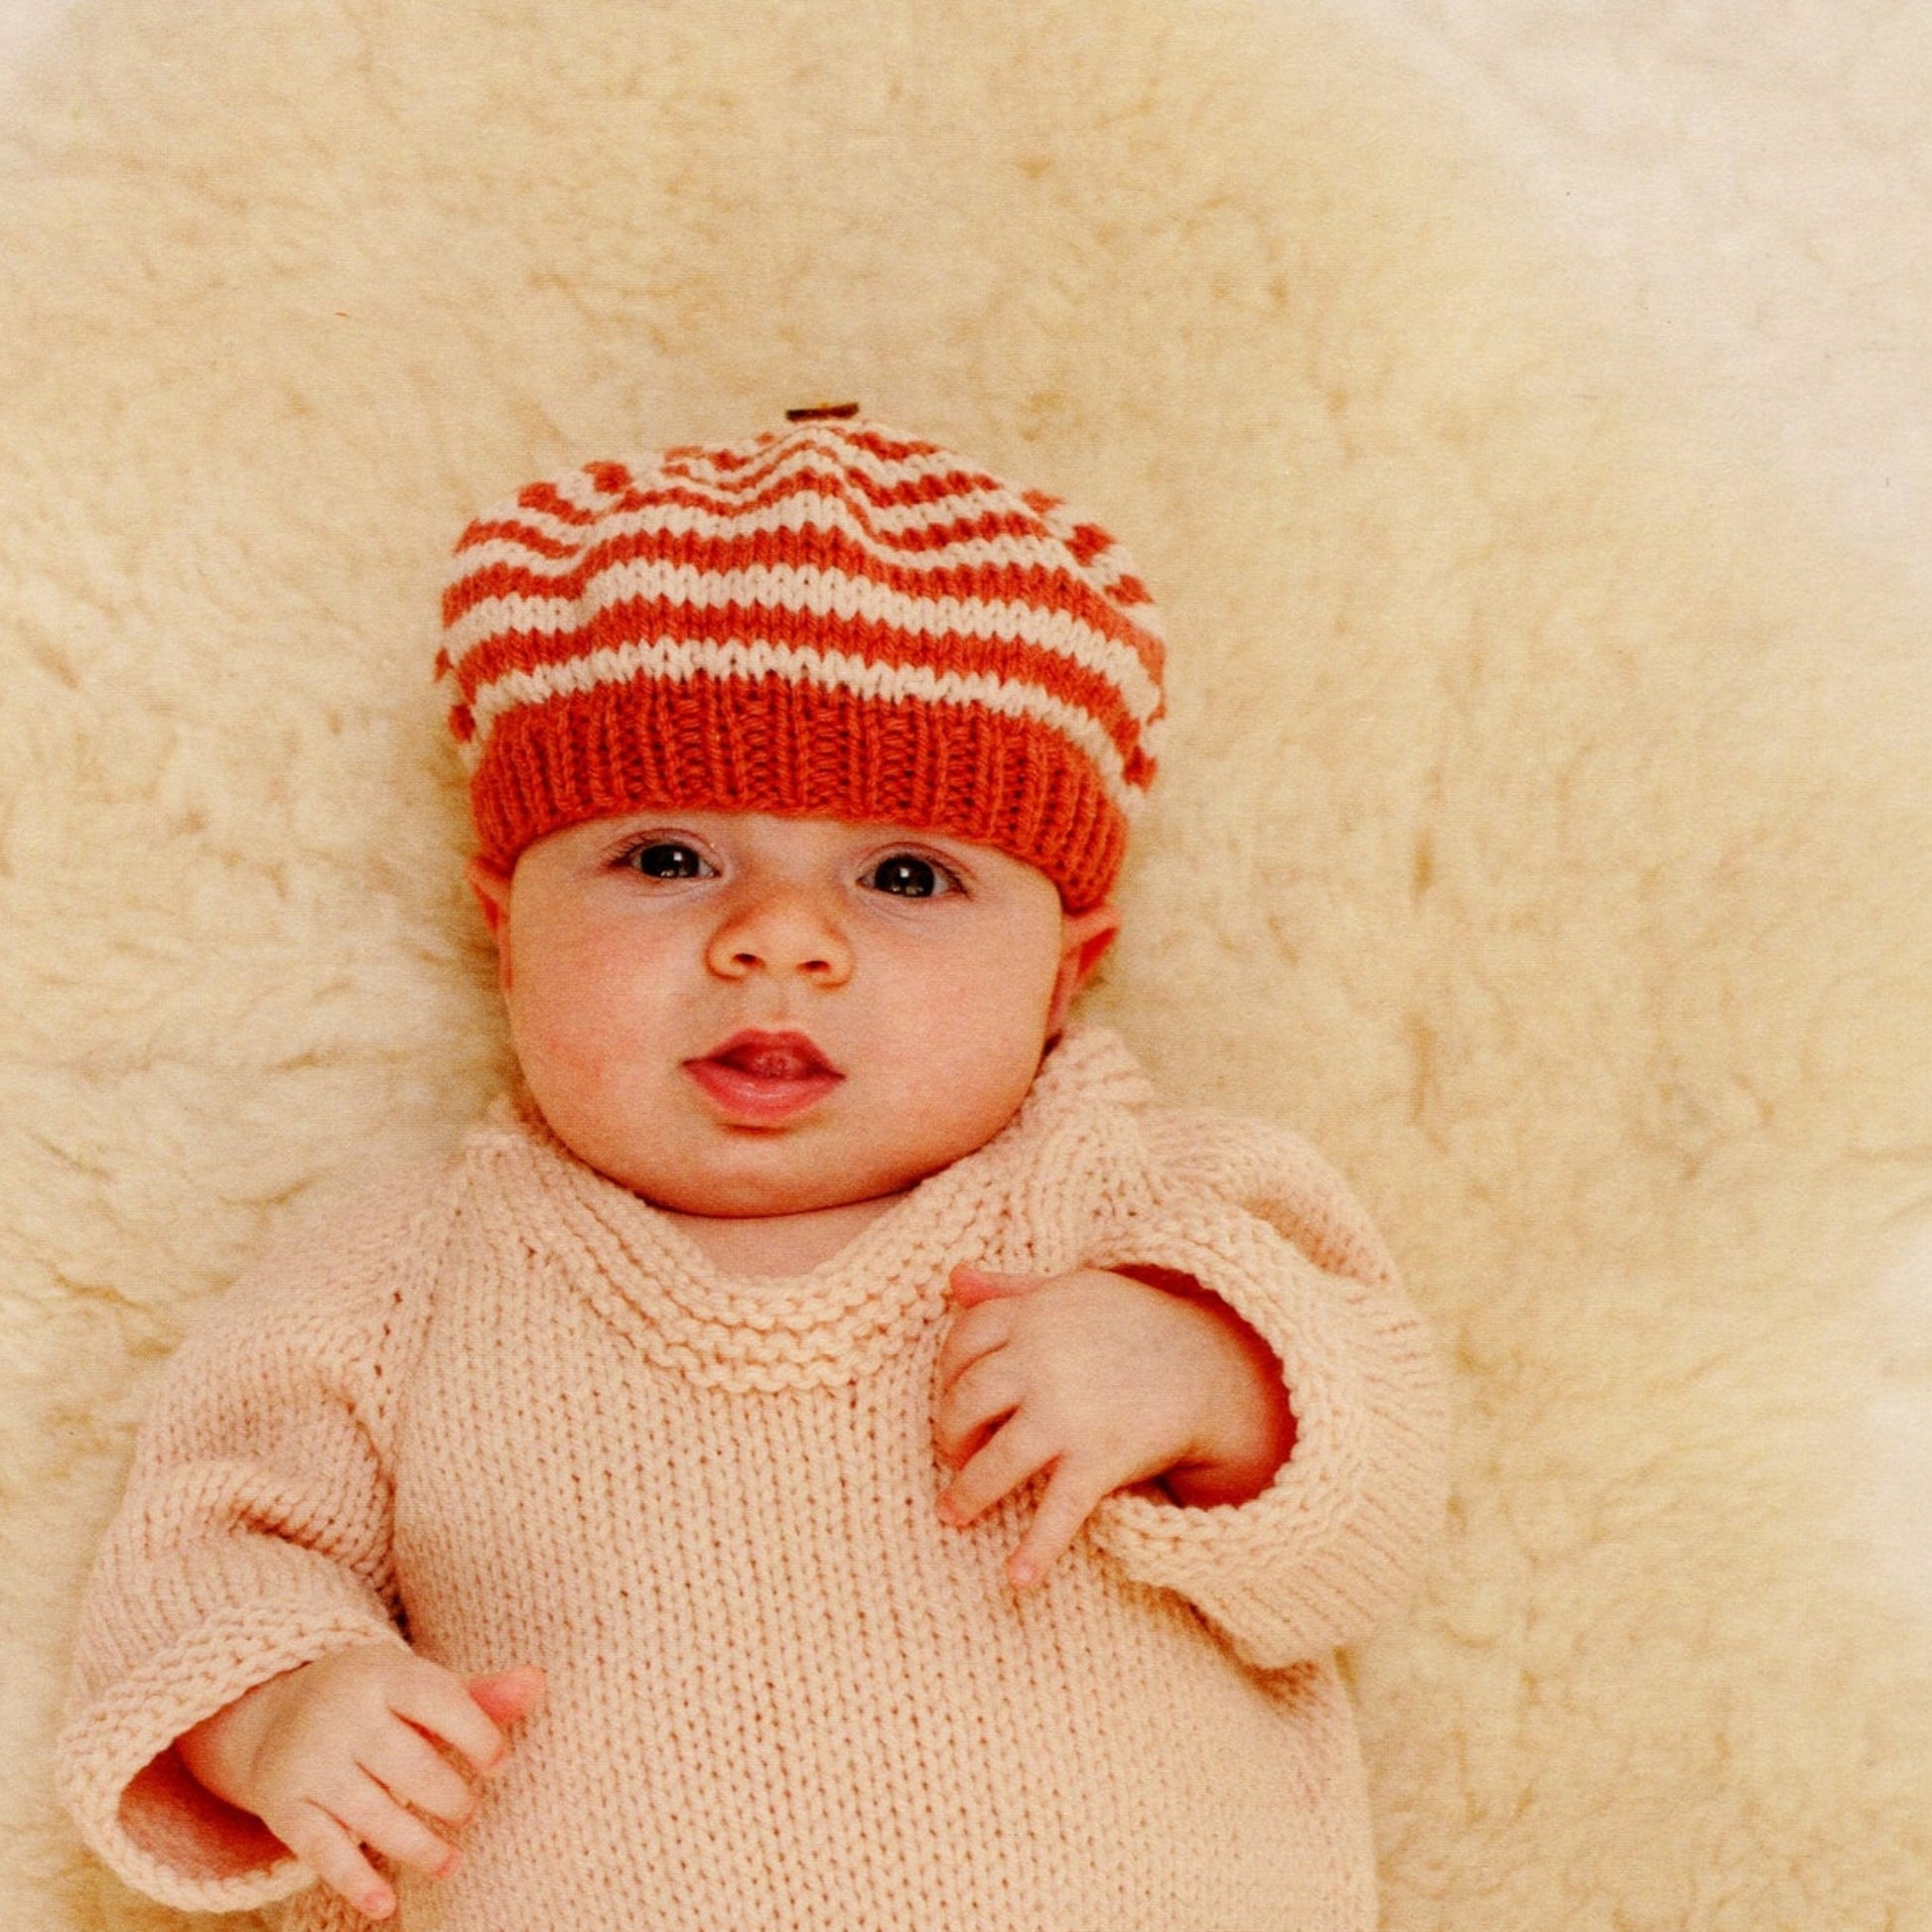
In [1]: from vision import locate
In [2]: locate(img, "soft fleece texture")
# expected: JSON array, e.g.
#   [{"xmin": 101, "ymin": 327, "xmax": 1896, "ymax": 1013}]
[{"xmin": 4, "ymin": 3, "xmax": 1931, "ymax": 1929}]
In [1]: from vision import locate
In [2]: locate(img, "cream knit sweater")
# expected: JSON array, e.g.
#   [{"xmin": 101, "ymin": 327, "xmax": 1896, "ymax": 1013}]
[{"xmin": 60, "ymin": 1027, "xmax": 1447, "ymax": 1931}]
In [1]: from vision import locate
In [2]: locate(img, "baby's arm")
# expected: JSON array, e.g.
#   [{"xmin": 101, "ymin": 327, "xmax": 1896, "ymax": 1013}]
[
  {"xmin": 57, "ymin": 1168, "xmax": 518, "ymax": 1914},
  {"xmin": 933, "ymin": 1104, "xmax": 1447, "ymax": 1665},
  {"xmin": 179, "ymin": 1648, "xmax": 543, "ymax": 1922},
  {"xmin": 932, "ymin": 1263, "xmax": 1296, "ymax": 1588}
]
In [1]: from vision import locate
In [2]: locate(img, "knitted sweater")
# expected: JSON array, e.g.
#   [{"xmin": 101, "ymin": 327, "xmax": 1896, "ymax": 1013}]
[{"xmin": 60, "ymin": 1026, "xmax": 1447, "ymax": 1931}]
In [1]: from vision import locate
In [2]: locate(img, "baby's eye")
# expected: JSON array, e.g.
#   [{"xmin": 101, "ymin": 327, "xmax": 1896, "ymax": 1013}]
[
  {"xmin": 622, "ymin": 841, "xmax": 715, "ymax": 880},
  {"xmin": 861, "ymin": 852, "xmax": 960, "ymax": 898}
]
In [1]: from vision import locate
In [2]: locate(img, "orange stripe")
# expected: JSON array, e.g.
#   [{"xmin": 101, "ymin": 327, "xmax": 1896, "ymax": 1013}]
[
  {"xmin": 515, "ymin": 483, "xmax": 600, "ymax": 527},
  {"xmin": 447, "ymin": 479, "xmax": 1046, "ymax": 584},
  {"xmin": 443, "ymin": 522, "xmax": 1164, "ymax": 682},
  {"xmin": 643, "ymin": 442, "xmax": 1024, "ymax": 526},
  {"xmin": 450, "ymin": 517, "xmax": 585, "ymax": 572},
  {"xmin": 446, "ymin": 592, "xmax": 1160, "ymax": 755},
  {"xmin": 446, "ymin": 599, "xmax": 1158, "ymax": 762},
  {"xmin": 446, "ymin": 527, "xmax": 1156, "ymax": 638},
  {"xmin": 659, "ymin": 424, "xmax": 981, "ymax": 509},
  {"xmin": 1063, "ymin": 521, "xmax": 1113, "ymax": 568}
]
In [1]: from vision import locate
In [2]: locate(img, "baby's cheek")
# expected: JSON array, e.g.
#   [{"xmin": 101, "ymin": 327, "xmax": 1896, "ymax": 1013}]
[
  {"xmin": 897, "ymin": 1044, "xmax": 1041, "ymax": 1173},
  {"xmin": 507, "ymin": 1013, "xmax": 641, "ymax": 1167},
  {"xmin": 505, "ymin": 1004, "xmax": 583, "ymax": 1101},
  {"xmin": 512, "ymin": 959, "xmax": 641, "ymax": 1078}
]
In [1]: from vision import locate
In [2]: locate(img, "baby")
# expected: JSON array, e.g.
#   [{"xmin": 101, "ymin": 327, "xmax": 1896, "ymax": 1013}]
[{"xmin": 60, "ymin": 414, "xmax": 1448, "ymax": 1930}]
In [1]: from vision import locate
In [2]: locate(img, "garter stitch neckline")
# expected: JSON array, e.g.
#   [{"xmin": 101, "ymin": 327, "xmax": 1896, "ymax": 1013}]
[{"xmin": 472, "ymin": 1025, "xmax": 1149, "ymax": 1392}]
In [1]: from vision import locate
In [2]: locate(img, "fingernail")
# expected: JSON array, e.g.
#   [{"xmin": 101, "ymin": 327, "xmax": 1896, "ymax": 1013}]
[{"xmin": 1009, "ymin": 1558, "xmax": 1037, "ymax": 1589}]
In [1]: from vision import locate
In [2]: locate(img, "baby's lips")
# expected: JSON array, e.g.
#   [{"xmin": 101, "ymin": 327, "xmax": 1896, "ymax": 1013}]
[
  {"xmin": 684, "ymin": 1031, "xmax": 844, "ymax": 1125},
  {"xmin": 702, "ymin": 1028, "xmax": 839, "ymax": 1080}
]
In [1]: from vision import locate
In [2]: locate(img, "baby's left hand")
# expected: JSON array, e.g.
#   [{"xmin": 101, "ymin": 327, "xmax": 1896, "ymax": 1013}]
[{"xmin": 932, "ymin": 1263, "xmax": 1296, "ymax": 1589}]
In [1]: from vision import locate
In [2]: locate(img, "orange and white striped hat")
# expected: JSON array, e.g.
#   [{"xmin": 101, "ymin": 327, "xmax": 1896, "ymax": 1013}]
[{"xmin": 436, "ymin": 412, "xmax": 1165, "ymax": 910}]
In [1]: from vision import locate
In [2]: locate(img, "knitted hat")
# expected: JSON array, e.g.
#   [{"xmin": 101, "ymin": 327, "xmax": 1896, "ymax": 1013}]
[{"xmin": 436, "ymin": 412, "xmax": 1165, "ymax": 909}]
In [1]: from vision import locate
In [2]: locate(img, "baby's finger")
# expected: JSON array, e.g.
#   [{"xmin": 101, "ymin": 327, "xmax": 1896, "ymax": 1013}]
[
  {"xmin": 933, "ymin": 1295, "xmax": 1014, "ymax": 1391},
  {"xmin": 324, "ymin": 1765, "xmax": 463, "ymax": 1882},
  {"xmin": 266, "ymin": 1796, "xmax": 404, "ymax": 1922},
  {"xmin": 947, "ymin": 1264, "xmax": 1045, "ymax": 1310},
  {"xmin": 932, "ymin": 1350, "xmax": 1019, "ymax": 1468},
  {"xmin": 939, "ymin": 1413, "xmax": 1054, "ymax": 1528},
  {"xmin": 466, "ymin": 1665, "xmax": 545, "ymax": 1729},
  {"xmin": 388, "ymin": 1667, "xmax": 508, "ymax": 1778},
  {"xmin": 1007, "ymin": 1457, "xmax": 1111, "ymax": 1591},
  {"xmin": 357, "ymin": 1721, "xmax": 477, "ymax": 1828}
]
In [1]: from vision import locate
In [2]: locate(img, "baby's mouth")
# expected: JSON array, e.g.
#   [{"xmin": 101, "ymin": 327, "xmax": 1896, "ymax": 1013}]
[{"xmin": 685, "ymin": 1030, "xmax": 843, "ymax": 1124}]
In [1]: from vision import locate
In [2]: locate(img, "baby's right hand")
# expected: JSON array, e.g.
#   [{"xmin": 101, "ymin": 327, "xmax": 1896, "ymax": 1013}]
[{"xmin": 177, "ymin": 1643, "xmax": 544, "ymax": 1922}]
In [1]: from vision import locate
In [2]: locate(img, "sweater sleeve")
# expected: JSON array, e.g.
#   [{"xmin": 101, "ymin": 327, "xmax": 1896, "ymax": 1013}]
[
  {"xmin": 56, "ymin": 1168, "xmax": 443, "ymax": 1914},
  {"xmin": 1084, "ymin": 1109, "xmax": 1448, "ymax": 1671}
]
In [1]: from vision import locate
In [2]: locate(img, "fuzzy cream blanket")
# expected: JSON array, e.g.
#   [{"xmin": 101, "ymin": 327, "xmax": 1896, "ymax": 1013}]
[{"xmin": 6, "ymin": 3, "xmax": 1932, "ymax": 1927}]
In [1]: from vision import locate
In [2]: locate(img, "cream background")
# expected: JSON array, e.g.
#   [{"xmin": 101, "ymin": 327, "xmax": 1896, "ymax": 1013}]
[{"xmin": 4, "ymin": 1, "xmax": 1931, "ymax": 1926}]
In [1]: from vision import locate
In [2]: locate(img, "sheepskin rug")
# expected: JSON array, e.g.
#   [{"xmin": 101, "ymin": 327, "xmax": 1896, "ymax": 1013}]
[{"xmin": 6, "ymin": 2, "xmax": 1932, "ymax": 1926}]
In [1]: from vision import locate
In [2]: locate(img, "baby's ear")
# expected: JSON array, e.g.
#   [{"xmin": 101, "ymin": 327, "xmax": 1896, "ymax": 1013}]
[
  {"xmin": 1048, "ymin": 901, "xmax": 1121, "ymax": 1031},
  {"xmin": 467, "ymin": 857, "xmax": 515, "ymax": 989}
]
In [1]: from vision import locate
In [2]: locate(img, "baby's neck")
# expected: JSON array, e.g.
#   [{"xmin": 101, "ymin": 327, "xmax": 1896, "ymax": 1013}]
[{"xmin": 658, "ymin": 1190, "xmax": 908, "ymax": 1278}]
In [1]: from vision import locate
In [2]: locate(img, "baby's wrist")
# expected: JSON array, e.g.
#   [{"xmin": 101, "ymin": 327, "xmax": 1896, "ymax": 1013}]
[
  {"xmin": 1109, "ymin": 1266, "xmax": 1296, "ymax": 1506},
  {"xmin": 178, "ymin": 1672, "xmax": 290, "ymax": 1816}
]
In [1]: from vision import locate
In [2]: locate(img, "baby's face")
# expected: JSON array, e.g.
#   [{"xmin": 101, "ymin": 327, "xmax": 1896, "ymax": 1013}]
[{"xmin": 471, "ymin": 810, "xmax": 1117, "ymax": 1221}]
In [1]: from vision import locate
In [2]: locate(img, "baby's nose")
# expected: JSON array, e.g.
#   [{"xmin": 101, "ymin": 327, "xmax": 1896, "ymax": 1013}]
[{"xmin": 706, "ymin": 890, "xmax": 854, "ymax": 984}]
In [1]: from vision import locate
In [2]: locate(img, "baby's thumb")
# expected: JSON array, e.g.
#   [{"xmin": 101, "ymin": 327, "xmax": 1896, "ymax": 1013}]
[
  {"xmin": 948, "ymin": 1263, "xmax": 1042, "ymax": 1307},
  {"xmin": 467, "ymin": 1664, "xmax": 546, "ymax": 1728}
]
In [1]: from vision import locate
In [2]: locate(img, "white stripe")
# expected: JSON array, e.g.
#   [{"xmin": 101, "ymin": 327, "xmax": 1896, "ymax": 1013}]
[
  {"xmin": 659, "ymin": 427, "xmax": 984, "ymax": 511},
  {"xmin": 1029, "ymin": 496, "xmax": 1141, "ymax": 600},
  {"xmin": 470, "ymin": 466, "xmax": 632, "ymax": 538},
  {"xmin": 443, "ymin": 564, "xmax": 1163, "ymax": 727},
  {"xmin": 457, "ymin": 634, "xmax": 1159, "ymax": 816},
  {"xmin": 452, "ymin": 514, "xmax": 1124, "ymax": 592},
  {"xmin": 454, "ymin": 468, "xmax": 1118, "ymax": 574},
  {"xmin": 540, "ymin": 466, "xmax": 626, "ymax": 517}
]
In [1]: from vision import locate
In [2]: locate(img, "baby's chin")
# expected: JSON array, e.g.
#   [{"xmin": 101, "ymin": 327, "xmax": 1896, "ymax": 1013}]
[
  {"xmin": 630, "ymin": 1168, "xmax": 924, "ymax": 1223},
  {"xmin": 544, "ymin": 1088, "xmax": 1036, "ymax": 1228},
  {"xmin": 592, "ymin": 1126, "xmax": 1015, "ymax": 1224}
]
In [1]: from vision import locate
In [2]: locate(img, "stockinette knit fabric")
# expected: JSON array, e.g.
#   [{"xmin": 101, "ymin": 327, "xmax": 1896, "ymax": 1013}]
[{"xmin": 58, "ymin": 1028, "xmax": 1446, "ymax": 1931}]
